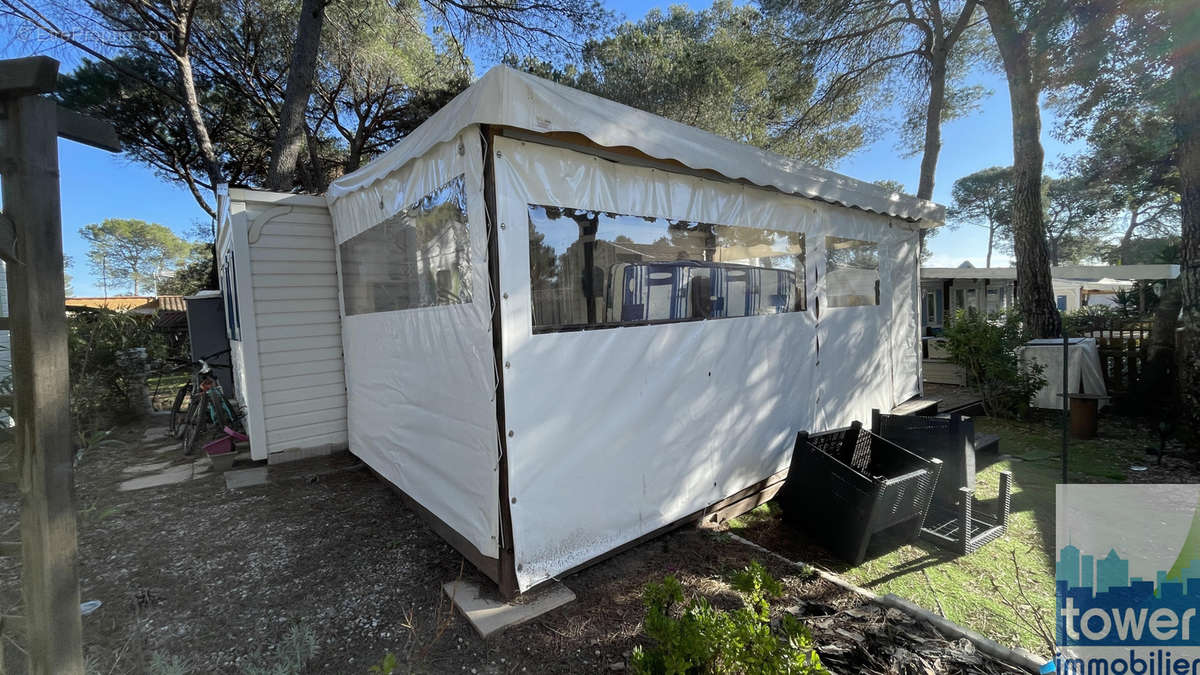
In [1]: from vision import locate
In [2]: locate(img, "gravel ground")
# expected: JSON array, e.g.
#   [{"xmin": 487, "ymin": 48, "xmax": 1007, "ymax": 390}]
[{"xmin": 1, "ymin": 414, "xmax": 1030, "ymax": 674}]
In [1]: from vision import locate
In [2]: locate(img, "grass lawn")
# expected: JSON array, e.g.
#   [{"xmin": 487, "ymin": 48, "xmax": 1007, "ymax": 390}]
[
  {"xmin": 148, "ymin": 372, "xmax": 189, "ymax": 390},
  {"xmin": 147, "ymin": 372, "xmax": 189, "ymax": 410},
  {"xmin": 728, "ymin": 412, "xmax": 1176, "ymax": 657}
]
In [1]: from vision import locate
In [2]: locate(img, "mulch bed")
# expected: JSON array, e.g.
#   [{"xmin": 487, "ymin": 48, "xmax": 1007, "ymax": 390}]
[
  {"xmin": 0, "ymin": 415, "xmax": 1030, "ymax": 674},
  {"xmin": 798, "ymin": 601, "xmax": 1022, "ymax": 674}
]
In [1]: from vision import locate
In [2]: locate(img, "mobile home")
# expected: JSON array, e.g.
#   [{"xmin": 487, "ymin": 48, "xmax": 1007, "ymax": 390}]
[{"xmin": 219, "ymin": 65, "xmax": 944, "ymax": 595}]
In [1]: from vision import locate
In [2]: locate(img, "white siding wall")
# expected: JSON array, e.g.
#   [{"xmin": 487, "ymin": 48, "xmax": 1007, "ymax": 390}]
[{"xmin": 228, "ymin": 191, "xmax": 347, "ymax": 458}]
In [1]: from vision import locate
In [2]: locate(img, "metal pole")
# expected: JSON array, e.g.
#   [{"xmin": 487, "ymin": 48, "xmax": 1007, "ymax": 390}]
[{"xmin": 1062, "ymin": 327, "xmax": 1069, "ymax": 484}]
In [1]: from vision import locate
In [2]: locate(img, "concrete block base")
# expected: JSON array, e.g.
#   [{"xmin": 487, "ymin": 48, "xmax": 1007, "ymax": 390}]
[
  {"xmin": 224, "ymin": 466, "xmax": 269, "ymax": 489},
  {"xmin": 267, "ymin": 443, "xmax": 347, "ymax": 465},
  {"xmin": 443, "ymin": 580, "xmax": 575, "ymax": 638}
]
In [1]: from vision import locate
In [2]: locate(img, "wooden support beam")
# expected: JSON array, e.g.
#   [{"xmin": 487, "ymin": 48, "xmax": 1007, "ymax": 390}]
[
  {"xmin": 0, "ymin": 213, "xmax": 14, "ymax": 264},
  {"xmin": 2, "ymin": 92, "xmax": 84, "ymax": 674},
  {"xmin": 0, "ymin": 57, "xmax": 57, "ymax": 96},
  {"xmin": 1, "ymin": 615, "xmax": 25, "ymax": 633},
  {"xmin": 55, "ymin": 106, "xmax": 120, "ymax": 152}
]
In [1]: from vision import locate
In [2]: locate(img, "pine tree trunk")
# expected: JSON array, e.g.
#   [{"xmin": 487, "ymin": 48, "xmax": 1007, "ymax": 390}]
[
  {"xmin": 174, "ymin": 53, "xmax": 222, "ymax": 195},
  {"xmin": 917, "ymin": 53, "xmax": 947, "ymax": 202},
  {"xmin": 1119, "ymin": 204, "xmax": 1140, "ymax": 265},
  {"xmin": 266, "ymin": 0, "xmax": 326, "ymax": 192},
  {"xmin": 983, "ymin": 0, "xmax": 1061, "ymax": 338},
  {"xmin": 1151, "ymin": 281, "xmax": 1181, "ymax": 364},
  {"xmin": 1171, "ymin": 0, "xmax": 1200, "ymax": 430},
  {"xmin": 916, "ymin": 55, "xmax": 946, "ymax": 261},
  {"xmin": 986, "ymin": 221, "xmax": 995, "ymax": 268},
  {"xmin": 915, "ymin": 0, "xmax": 976, "ymax": 258}
]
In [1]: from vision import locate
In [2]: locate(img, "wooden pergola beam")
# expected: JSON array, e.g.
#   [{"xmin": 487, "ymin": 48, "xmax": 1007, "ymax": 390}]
[
  {"xmin": 0, "ymin": 56, "xmax": 57, "ymax": 97},
  {"xmin": 55, "ymin": 106, "xmax": 120, "ymax": 152}
]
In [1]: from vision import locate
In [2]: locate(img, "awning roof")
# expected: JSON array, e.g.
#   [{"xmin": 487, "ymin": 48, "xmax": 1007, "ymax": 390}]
[
  {"xmin": 65, "ymin": 296, "xmax": 153, "ymax": 311},
  {"xmin": 327, "ymin": 65, "xmax": 944, "ymax": 226},
  {"xmin": 921, "ymin": 264, "xmax": 1180, "ymax": 282}
]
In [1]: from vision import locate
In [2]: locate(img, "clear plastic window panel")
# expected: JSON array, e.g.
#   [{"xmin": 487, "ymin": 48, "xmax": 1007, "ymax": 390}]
[
  {"xmin": 340, "ymin": 175, "xmax": 471, "ymax": 316},
  {"xmin": 825, "ymin": 236, "xmax": 879, "ymax": 307},
  {"xmin": 528, "ymin": 205, "xmax": 806, "ymax": 333}
]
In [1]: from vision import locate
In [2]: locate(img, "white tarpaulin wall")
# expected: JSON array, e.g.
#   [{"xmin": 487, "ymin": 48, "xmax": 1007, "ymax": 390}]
[
  {"xmin": 494, "ymin": 137, "xmax": 921, "ymax": 590},
  {"xmin": 812, "ymin": 214, "xmax": 921, "ymax": 432},
  {"xmin": 329, "ymin": 131, "xmax": 501, "ymax": 558}
]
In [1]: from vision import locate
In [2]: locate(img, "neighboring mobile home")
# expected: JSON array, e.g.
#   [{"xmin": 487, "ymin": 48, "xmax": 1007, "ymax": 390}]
[
  {"xmin": 219, "ymin": 65, "xmax": 944, "ymax": 596},
  {"xmin": 919, "ymin": 263, "xmax": 1181, "ymax": 334}
]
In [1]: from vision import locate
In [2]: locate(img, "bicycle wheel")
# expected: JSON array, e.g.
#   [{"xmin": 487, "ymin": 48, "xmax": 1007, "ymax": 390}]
[
  {"xmin": 169, "ymin": 384, "xmax": 191, "ymax": 438},
  {"xmin": 182, "ymin": 397, "xmax": 209, "ymax": 455},
  {"xmin": 176, "ymin": 394, "xmax": 200, "ymax": 444},
  {"xmin": 207, "ymin": 389, "xmax": 234, "ymax": 430}
]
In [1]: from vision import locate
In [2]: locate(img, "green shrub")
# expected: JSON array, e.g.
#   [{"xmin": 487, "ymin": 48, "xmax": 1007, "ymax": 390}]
[
  {"xmin": 67, "ymin": 308, "xmax": 172, "ymax": 433},
  {"xmin": 943, "ymin": 309, "xmax": 1046, "ymax": 418},
  {"xmin": 630, "ymin": 561, "xmax": 826, "ymax": 675},
  {"xmin": 367, "ymin": 653, "xmax": 398, "ymax": 674}
]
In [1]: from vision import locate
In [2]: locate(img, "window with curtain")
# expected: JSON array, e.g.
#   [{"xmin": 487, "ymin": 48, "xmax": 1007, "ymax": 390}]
[{"xmin": 528, "ymin": 204, "xmax": 806, "ymax": 333}]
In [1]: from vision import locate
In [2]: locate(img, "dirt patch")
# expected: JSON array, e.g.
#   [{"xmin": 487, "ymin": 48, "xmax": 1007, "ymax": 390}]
[{"xmin": 1, "ymin": 415, "xmax": 1028, "ymax": 674}]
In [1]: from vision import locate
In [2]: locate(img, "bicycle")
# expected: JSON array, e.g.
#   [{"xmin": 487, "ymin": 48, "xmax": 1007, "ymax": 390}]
[{"xmin": 170, "ymin": 350, "xmax": 244, "ymax": 455}]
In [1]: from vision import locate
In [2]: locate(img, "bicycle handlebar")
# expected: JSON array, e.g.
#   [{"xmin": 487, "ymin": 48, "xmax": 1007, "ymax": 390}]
[{"xmin": 198, "ymin": 348, "xmax": 231, "ymax": 362}]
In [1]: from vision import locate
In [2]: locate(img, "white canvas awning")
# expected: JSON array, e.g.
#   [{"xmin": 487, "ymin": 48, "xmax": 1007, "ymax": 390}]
[{"xmin": 327, "ymin": 65, "xmax": 944, "ymax": 225}]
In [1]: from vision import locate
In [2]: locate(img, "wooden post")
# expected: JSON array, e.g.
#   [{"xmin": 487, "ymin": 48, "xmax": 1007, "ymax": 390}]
[
  {"xmin": 1062, "ymin": 330, "xmax": 1069, "ymax": 484},
  {"xmin": 3, "ymin": 91, "xmax": 83, "ymax": 675}
]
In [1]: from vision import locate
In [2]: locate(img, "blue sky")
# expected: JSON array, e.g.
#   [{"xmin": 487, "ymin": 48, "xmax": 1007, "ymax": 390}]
[{"xmin": 29, "ymin": 0, "xmax": 1083, "ymax": 296}]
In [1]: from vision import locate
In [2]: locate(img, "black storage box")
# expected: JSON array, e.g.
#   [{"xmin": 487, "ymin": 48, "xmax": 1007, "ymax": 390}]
[
  {"xmin": 780, "ymin": 421, "xmax": 942, "ymax": 565},
  {"xmin": 871, "ymin": 410, "xmax": 1011, "ymax": 555}
]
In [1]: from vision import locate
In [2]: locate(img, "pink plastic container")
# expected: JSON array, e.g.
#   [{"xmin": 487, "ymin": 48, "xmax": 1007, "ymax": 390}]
[{"xmin": 203, "ymin": 436, "xmax": 233, "ymax": 456}]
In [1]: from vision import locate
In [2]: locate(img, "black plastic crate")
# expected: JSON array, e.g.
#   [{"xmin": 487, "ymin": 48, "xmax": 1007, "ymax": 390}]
[
  {"xmin": 872, "ymin": 410, "xmax": 1011, "ymax": 555},
  {"xmin": 780, "ymin": 421, "xmax": 942, "ymax": 565}
]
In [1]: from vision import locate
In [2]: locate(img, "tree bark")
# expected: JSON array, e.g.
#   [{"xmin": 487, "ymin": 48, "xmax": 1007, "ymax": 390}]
[
  {"xmin": 173, "ymin": 52, "xmax": 222, "ymax": 196},
  {"xmin": 1170, "ymin": 0, "xmax": 1200, "ymax": 429},
  {"xmin": 917, "ymin": 0, "xmax": 976, "ymax": 200},
  {"xmin": 1137, "ymin": 279, "xmax": 1182, "ymax": 423},
  {"xmin": 983, "ymin": 0, "xmax": 1061, "ymax": 338},
  {"xmin": 1150, "ymin": 281, "xmax": 1181, "ymax": 365},
  {"xmin": 986, "ymin": 220, "xmax": 995, "ymax": 267},
  {"xmin": 266, "ymin": 0, "xmax": 326, "ymax": 192},
  {"xmin": 918, "ymin": 51, "xmax": 947, "ymax": 202},
  {"xmin": 916, "ymin": 0, "xmax": 976, "ymax": 260},
  {"xmin": 1119, "ymin": 203, "xmax": 1140, "ymax": 265}
]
